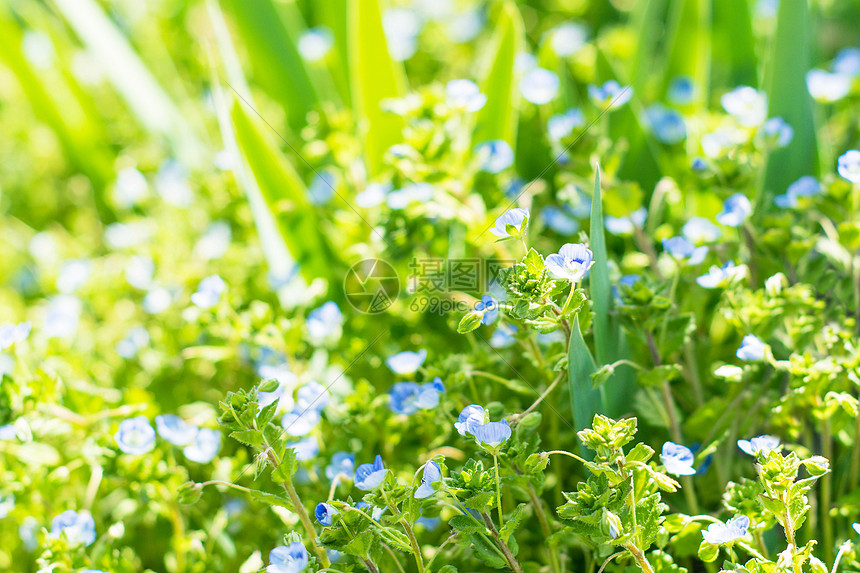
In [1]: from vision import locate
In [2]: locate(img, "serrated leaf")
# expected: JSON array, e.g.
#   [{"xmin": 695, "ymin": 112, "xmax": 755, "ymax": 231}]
[
  {"xmin": 499, "ymin": 503, "xmax": 527, "ymax": 542},
  {"xmin": 230, "ymin": 429, "xmax": 264, "ymax": 448}
]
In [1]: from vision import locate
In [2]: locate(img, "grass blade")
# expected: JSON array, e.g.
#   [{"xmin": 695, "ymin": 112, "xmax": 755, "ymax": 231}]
[
  {"xmin": 348, "ymin": 0, "xmax": 407, "ymax": 176},
  {"xmin": 569, "ymin": 315, "xmax": 600, "ymax": 459},
  {"xmin": 661, "ymin": 0, "xmax": 711, "ymax": 107},
  {"xmin": 473, "ymin": 2, "xmax": 523, "ymax": 149},
  {"xmin": 231, "ymin": 101, "xmax": 332, "ymax": 282},
  {"xmin": 757, "ymin": 0, "xmax": 818, "ymax": 217},
  {"xmin": 710, "ymin": 0, "xmax": 757, "ymax": 89}
]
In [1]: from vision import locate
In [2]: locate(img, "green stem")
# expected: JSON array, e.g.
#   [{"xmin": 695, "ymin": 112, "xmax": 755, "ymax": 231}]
[
  {"xmin": 526, "ymin": 483, "xmax": 562, "ymax": 573},
  {"xmin": 822, "ymin": 419, "xmax": 834, "ymax": 564},
  {"xmin": 493, "ymin": 453, "xmax": 504, "ymax": 527},
  {"xmin": 382, "ymin": 489, "xmax": 425, "ymax": 573},
  {"xmin": 481, "ymin": 511, "xmax": 524, "ymax": 573},
  {"xmin": 624, "ymin": 543, "xmax": 654, "ymax": 573},
  {"xmin": 561, "ymin": 282, "xmax": 579, "ymax": 315}
]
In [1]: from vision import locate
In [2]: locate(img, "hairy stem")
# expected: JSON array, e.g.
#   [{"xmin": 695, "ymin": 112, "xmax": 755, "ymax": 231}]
[{"xmin": 481, "ymin": 511, "xmax": 524, "ymax": 573}]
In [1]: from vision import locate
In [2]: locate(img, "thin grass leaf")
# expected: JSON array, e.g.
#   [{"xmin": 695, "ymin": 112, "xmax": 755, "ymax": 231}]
[
  {"xmin": 661, "ymin": 0, "xmax": 711, "ymax": 107},
  {"xmin": 231, "ymin": 101, "xmax": 332, "ymax": 282},
  {"xmin": 711, "ymin": 0, "xmax": 757, "ymax": 89},
  {"xmin": 473, "ymin": 2, "xmax": 523, "ymax": 150},
  {"xmin": 629, "ymin": 0, "xmax": 670, "ymax": 97},
  {"xmin": 568, "ymin": 315, "xmax": 600, "ymax": 460},
  {"xmin": 348, "ymin": 0, "xmax": 407, "ymax": 177},
  {"xmin": 757, "ymin": 0, "xmax": 818, "ymax": 218}
]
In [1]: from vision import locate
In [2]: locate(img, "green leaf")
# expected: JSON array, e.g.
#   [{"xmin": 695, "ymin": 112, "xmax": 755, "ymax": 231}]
[
  {"xmin": 499, "ymin": 503, "xmax": 527, "ymax": 542},
  {"xmin": 589, "ymin": 166, "xmax": 610, "ymax": 366},
  {"xmin": 757, "ymin": 0, "xmax": 818, "ymax": 219},
  {"xmin": 458, "ymin": 311, "xmax": 484, "ymax": 334},
  {"xmin": 711, "ymin": 0, "xmax": 757, "ymax": 89},
  {"xmin": 229, "ymin": 429, "xmax": 264, "ymax": 448},
  {"xmin": 661, "ymin": 0, "xmax": 711, "ymax": 107},
  {"xmin": 569, "ymin": 314, "xmax": 602, "ymax": 460},
  {"xmin": 473, "ymin": 2, "xmax": 523, "ymax": 150},
  {"xmin": 230, "ymin": 101, "xmax": 332, "ymax": 282},
  {"xmin": 348, "ymin": 0, "xmax": 407, "ymax": 176}
]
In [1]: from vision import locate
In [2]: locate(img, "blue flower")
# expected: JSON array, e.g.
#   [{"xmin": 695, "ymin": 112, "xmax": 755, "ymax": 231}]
[
  {"xmin": 415, "ymin": 460, "xmax": 442, "ymax": 499},
  {"xmin": 315, "ymin": 502, "xmax": 339, "ymax": 526},
  {"xmin": 297, "ymin": 26, "xmax": 333, "ymax": 62},
  {"xmin": 356, "ymin": 182, "xmax": 392, "ymax": 208},
  {"xmin": 721, "ymin": 86, "xmax": 767, "ymax": 126},
  {"xmin": 520, "ymin": 68, "xmax": 559, "ymax": 104},
  {"xmin": 667, "ymin": 75, "xmax": 695, "ymax": 105},
  {"xmin": 691, "ymin": 157, "xmax": 707, "ymax": 171},
  {"xmin": 296, "ymin": 381, "xmax": 330, "ymax": 413},
  {"xmin": 386, "ymin": 349, "xmax": 427, "ymax": 375},
  {"xmin": 475, "ymin": 140, "xmax": 514, "ymax": 173},
  {"xmin": 191, "ymin": 275, "xmax": 225, "ymax": 309},
  {"xmin": 446, "ymin": 79, "xmax": 487, "ymax": 112},
  {"xmin": 489, "ymin": 325, "xmax": 517, "ymax": 348},
  {"xmin": 267, "ymin": 542, "xmax": 309, "ymax": 573},
  {"xmin": 604, "ymin": 208, "xmax": 647, "ymax": 235},
  {"xmin": 0, "ymin": 424, "xmax": 16, "ymax": 441},
  {"xmin": 737, "ymin": 435, "xmax": 780, "ymax": 456},
  {"xmin": 281, "ymin": 408, "xmax": 321, "ymax": 436},
  {"xmin": 386, "ymin": 182, "xmax": 434, "ymax": 209},
  {"xmin": 761, "ymin": 117, "xmax": 793, "ymax": 148},
  {"xmin": 542, "ymin": 206, "xmax": 580, "ymax": 235},
  {"xmin": 489, "ymin": 208, "xmax": 529, "ymax": 239},
  {"xmin": 50, "ymin": 510, "xmax": 96, "ymax": 546},
  {"xmin": 547, "ymin": 108, "xmax": 584, "ymax": 141},
  {"xmin": 389, "ymin": 381, "xmax": 444, "ymax": 414},
  {"xmin": 834, "ymin": 47, "xmax": 860, "ymax": 76},
  {"xmin": 356, "ymin": 501, "xmax": 386, "ymax": 521},
  {"xmin": 287, "ymin": 436, "xmax": 319, "ymax": 461},
  {"xmin": 702, "ymin": 515, "xmax": 750, "ymax": 545},
  {"xmin": 155, "ymin": 415, "xmax": 198, "ymax": 446},
  {"xmin": 308, "ymin": 170, "xmax": 336, "ymax": 205},
  {"xmin": 806, "ymin": 69, "xmax": 851, "ymax": 103},
  {"xmin": 682, "ymin": 218, "xmax": 721, "ymax": 244},
  {"xmin": 307, "ymin": 301, "xmax": 342, "ymax": 341},
  {"xmin": 355, "ymin": 455, "xmax": 387, "ymax": 490},
  {"xmin": 416, "ymin": 516, "xmax": 442, "ymax": 531},
  {"xmin": 660, "ymin": 442, "xmax": 697, "ymax": 476},
  {"xmin": 0, "ymin": 321, "xmax": 31, "ymax": 350},
  {"xmin": 646, "ymin": 105, "xmax": 686, "ymax": 144},
  {"xmin": 838, "ymin": 150, "xmax": 860, "ymax": 184},
  {"xmin": 696, "ymin": 262, "xmax": 746, "ymax": 289},
  {"xmin": 853, "ymin": 522, "xmax": 860, "ymax": 536},
  {"xmin": 473, "ymin": 420, "xmax": 512, "ymax": 449},
  {"xmin": 774, "ymin": 175, "xmax": 821, "ymax": 208},
  {"xmin": 455, "ymin": 404, "xmax": 486, "ymax": 436},
  {"xmin": 662, "ymin": 236, "xmax": 707, "ymax": 264},
  {"xmin": 115, "ymin": 416, "xmax": 155, "ymax": 455},
  {"xmin": 716, "ymin": 194, "xmax": 752, "ymax": 227},
  {"xmin": 549, "ymin": 23, "xmax": 588, "ymax": 56},
  {"xmin": 475, "ymin": 295, "xmax": 498, "ymax": 325},
  {"xmin": 545, "ymin": 243, "xmax": 594, "ymax": 282},
  {"xmin": 587, "ymin": 80, "xmax": 633, "ymax": 109},
  {"xmin": 325, "ymin": 452, "xmax": 356, "ymax": 481},
  {"xmin": 116, "ymin": 325, "xmax": 150, "ymax": 359},
  {"xmin": 736, "ymin": 334, "xmax": 767, "ymax": 362},
  {"xmin": 183, "ymin": 428, "xmax": 221, "ymax": 463}
]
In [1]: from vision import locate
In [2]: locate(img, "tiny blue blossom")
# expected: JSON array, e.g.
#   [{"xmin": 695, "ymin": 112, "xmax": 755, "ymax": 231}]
[
  {"xmin": 183, "ymin": 428, "xmax": 221, "ymax": 463},
  {"xmin": 806, "ymin": 69, "xmax": 852, "ymax": 103},
  {"xmin": 382, "ymin": 8, "xmax": 421, "ymax": 61},
  {"xmin": 415, "ymin": 461, "xmax": 442, "ymax": 499},
  {"xmin": 520, "ymin": 68, "xmax": 559, "ymax": 104},
  {"xmin": 306, "ymin": 301, "xmax": 343, "ymax": 341},
  {"xmin": 267, "ymin": 542, "xmax": 309, "ymax": 573},
  {"xmin": 838, "ymin": 150, "xmax": 860, "ymax": 184},
  {"xmin": 50, "ymin": 510, "xmax": 96, "ymax": 546},
  {"xmin": 386, "ymin": 349, "xmax": 427, "ymax": 375},
  {"xmin": 738, "ymin": 435, "xmax": 780, "ymax": 456},
  {"xmin": 315, "ymin": 502, "xmax": 339, "ymax": 526},
  {"xmin": 308, "ymin": 170, "xmax": 336, "ymax": 205},
  {"xmin": 115, "ymin": 416, "xmax": 156, "ymax": 455},
  {"xmin": 472, "ymin": 420, "xmax": 512, "ymax": 449},
  {"xmin": 696, "ymin": 262, "xmax": 746, "ymax": 289},
  {"xmin": 355, "ymin": 455, "xmax": 387, "ymax": 490},
  {"xmin": 587, "ymin": 80, "xmax": 633, "ymax": 109},
  {"xmin": 660, "ymin": 442, "xmax": 697, "ymax": 476},
  {"xmin": 386, "ymin": 182, "xmax": 434, "ymax": 209},
  {"xmin": 702, "ymin": 515, "xmax": 750, "ymax": 545},
  {"xmin": 716, "ymin": 194, "xmax": 752, "ymax": 227},
  {"xmin": 545, "ymin": 243, "xmax": 594, "ymax": 282},
  {"xmin": 389, "ymin": 381, "xmax": 444, "ymax": 414},
  {"xmin": 281, "ymin": 408, "xmax": 321, "ymax": 436},
  {"xmin": 297, "ymin": 26, "xmax": 333, "ymax": 62},
  {"xmin": 736, "ymin": 334, "xmax": 767, "ymax": 362},
  {"xmin": 191, "ymin": 275, "xmax": 225, "ymax": 309},
  {"xmin": 834, "ymin": 48, "xmax": 860, "ymax": 76},
  {"xmin": 667, "ymin": 75, "xmax": 695, "ymax": 105},
  {"xmin": 691, "ymin": 157, "xmax": 707, "ymax": 171},
  {"xmin": 455, "ymin": 404, "xmax": 485, "ymax": 436},
  {"xmin": 549, "ymin": 23, "xmax": 588, "ymax": 56},
  {"xmin": 287, "ymin": 436, "xmax": 319, "ymax": 461},
  {"xmin": 416, "ymin": 516, "xmax": 442, "ymax": 530},
  {"xmin": 325, "ymin": 452, "xmax": 356, "ymax": 481},
  {"xmin": 547, "ymin": 108, "xmax": 584, "ymax": 141},
  {"xmin": 489, "ymin": 208, "xmax": 529, "ymax": 238},
  {"xmin": 662, "ymin": 236, "xmax": 708, "ymax": 264},
  {"xmin": 774, "ymin": 175, "xmax": 821, "ymax": 208},
  {"xmin": 604, "ymin": 208, "xmax": 647, "ymax": 235},
  {"xmin": 721, "ymin": 86, "xmax": 767, "ymax": 126},
  {"xmin": 356, "ymin": 182, "xmax": 392, "ymax": 208},
  {"xmin": 702, "ymin": 126, "xmax": 741, "ymax": 157},
  {"xmin": 542, "ymin": 206, "xmax": 580, "ymax": 234},
  {"xmin": 475, "ymin": 295, "xmax": 498, "ymax": 325},
  {"xmin": 761, "ymin": 117, "xmax": 794, "ymax": 147},
  {"xmin": 446, "ymin": 79, "xmax": 487, "ymax": 112},
  {"xmin": 155, "ymin": 414, "xmax": 198, "ymax": 446},
  {"xmin": 356, "ymin": 500, "xmax": 386, "ymax": 521},
  {"xmin": 489, "ymin": 325, "xmax": 517, "ymax": 348},
  {"xmin": 297, "ymin": 381, "xmax": 331, "ymax": 412},
  {"xmin": 0, "ymin": 321, "xmax": 31, "ymax": 350},
  {"xmin": 474, "ymin": 140, "xmax": 514, "ymax": 173},
  {"xmin": 646, "ymin": 104, "xmax": 686, "ymax": 144},
  {"xmin": 682, "ymin": 217, "xmax": 721, "ymax": 244}
]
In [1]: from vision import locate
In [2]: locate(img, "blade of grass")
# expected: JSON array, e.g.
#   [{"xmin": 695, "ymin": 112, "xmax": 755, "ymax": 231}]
[
  {"xmin": 757, "ymin": 0, "xmax": 818, "ymax": 220},
  {"xmin": 348, "ymin": 0, "xmax": 407, "ymax": 177},
  {"xmin": 569, "ymin": 314, "xmax": 600, "ymax": 460},
  {"xmin": 661, "ymin": 0, "xmax": 711, "ymax": 107},
  {"xmin": 473, "ymin": 2, "xmax": 523, "ymax": 150},
  {"xmin": 710, "ymin": 0, "xmax": 757, "ymax": 89}
]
